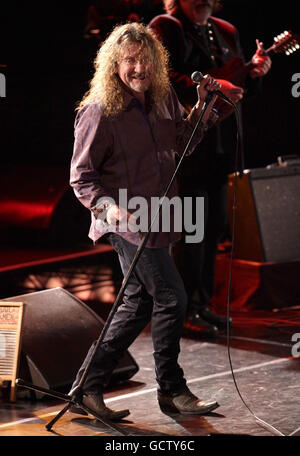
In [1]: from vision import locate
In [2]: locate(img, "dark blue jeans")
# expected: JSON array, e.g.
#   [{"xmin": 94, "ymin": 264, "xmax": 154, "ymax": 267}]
[{"xmin": 72, "ymin": 233, "xmax": 188, "ymax": 396}]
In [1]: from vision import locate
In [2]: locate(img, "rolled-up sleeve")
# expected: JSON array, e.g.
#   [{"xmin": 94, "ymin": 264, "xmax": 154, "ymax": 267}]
[
  {"xmin": 168, "ymin": 86, "xmax": 207, "ymax": 157},
  {"xmin": 70, "ymin": 103, "xmax": 113, "ymax": 214}
]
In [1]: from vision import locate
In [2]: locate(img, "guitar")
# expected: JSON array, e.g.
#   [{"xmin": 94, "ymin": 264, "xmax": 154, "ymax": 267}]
[
  {"xmin": 207, "ymin": 30, "xmax": 300, "ymax": 119},
  {"xmin": 209, "ymin": 30, "xmax": 300, "ymax": 87}
]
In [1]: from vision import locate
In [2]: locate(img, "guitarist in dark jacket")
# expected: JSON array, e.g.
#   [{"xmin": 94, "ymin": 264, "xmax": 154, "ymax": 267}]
[{"xmin": 149, "ymin": 0, "xmax": 271, "ymax": 336}]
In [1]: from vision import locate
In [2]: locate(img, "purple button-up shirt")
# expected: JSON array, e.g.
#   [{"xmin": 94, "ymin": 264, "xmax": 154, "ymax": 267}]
[{"xmin": 70, "ymin": 86, "xmax": 212, "ymax": 248}]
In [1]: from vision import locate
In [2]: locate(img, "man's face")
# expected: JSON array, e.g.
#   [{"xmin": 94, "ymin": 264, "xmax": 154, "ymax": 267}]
[
  {"xmin": 116, "ymin": 43, "xmax": 153, "ymax": 97},
  {"xmin": 179, "ymin": 0, "xmax": 215, "ymax": 25}
]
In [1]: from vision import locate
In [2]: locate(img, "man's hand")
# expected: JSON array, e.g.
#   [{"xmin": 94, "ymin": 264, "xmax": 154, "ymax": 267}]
[
  {"xmin": 107, "ymin": 205, "xmax": 129, "ymax": 225},
  {"xmin": 215, "ymin": 79, "xmax": 244, "ymax": 104},
  {"xmin": 250, "ymin": 39, "xmax": 272, "ymax": 78},
  {"xmin": 192, "ymin": 74, "xmax": 220, "ymax": 123},
  {"xmin": 195, "ymin": 74, "xmax": 221, "ymax": 105},
  {"xmin": 106, "ymin": 204, "xmax": 137, "ymax": 231}
]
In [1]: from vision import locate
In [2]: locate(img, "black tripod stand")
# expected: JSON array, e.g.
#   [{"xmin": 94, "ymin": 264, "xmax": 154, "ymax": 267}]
[{"xmin": 16, "ymin": 93, "xmax": 234, "ymax": 435}]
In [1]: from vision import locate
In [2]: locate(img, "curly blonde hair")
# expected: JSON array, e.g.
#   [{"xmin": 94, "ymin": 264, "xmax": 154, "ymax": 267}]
[{"xmin": 77, "ymin": 22, "xmax": 170, "ymax": 117}]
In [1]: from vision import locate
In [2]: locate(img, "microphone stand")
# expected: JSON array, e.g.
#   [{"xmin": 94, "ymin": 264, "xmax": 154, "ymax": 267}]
[{"xmin": 16, "ymin": 94, "xmax": 220, "ymax": 436}]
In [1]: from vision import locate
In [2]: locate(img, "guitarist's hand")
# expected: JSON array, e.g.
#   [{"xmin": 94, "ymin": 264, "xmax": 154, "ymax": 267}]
[
  {"xmin": 215, "ymin": 79, "xmax": 244, "ymax": 104},
  {"xmin": 250, "ymin": 39, "xmax": 272, "ymax": 78}
]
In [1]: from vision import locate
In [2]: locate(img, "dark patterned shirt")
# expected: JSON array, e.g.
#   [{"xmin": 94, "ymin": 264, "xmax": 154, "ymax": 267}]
[{"xmin": 70, "ymin": 85, "xmax": 216, "ymax": 247}]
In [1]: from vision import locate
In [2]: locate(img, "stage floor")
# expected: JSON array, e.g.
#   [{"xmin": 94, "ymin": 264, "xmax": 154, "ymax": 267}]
[{"xmin": 0, "ymin": 308, "xmax": 299, "ymax": 438}]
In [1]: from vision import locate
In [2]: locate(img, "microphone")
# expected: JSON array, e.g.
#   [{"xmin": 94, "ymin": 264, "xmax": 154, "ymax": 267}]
[{"xmin": 191, "ymin": 71, "xmax": 234, "ymax": 105}]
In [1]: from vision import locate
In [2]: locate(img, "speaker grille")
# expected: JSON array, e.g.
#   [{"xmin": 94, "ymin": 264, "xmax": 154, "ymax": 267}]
[
  {"xmin": 228, "ymin": 165, "xmax": 300, "ymax": 262},
  {"xmin": 250, "ymin": 168, "xmax": 300, "ymax": 262}
]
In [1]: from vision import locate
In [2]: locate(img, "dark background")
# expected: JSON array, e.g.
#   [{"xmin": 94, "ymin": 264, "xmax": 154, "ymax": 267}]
[{"xmin": 1, "ymin": 0, "xmax": 299, "ymax": 170}]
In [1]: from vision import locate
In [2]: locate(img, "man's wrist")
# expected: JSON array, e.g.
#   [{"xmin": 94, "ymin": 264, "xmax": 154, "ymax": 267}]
[{"xmin": 188, "ymin": 103, "xmax": 219, "ymax": 130}]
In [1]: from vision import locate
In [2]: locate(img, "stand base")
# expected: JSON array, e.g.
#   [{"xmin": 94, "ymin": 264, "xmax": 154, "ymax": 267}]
[{"xmin": 16, "ymin": 378, "xmax": 130, "ymax": 435}]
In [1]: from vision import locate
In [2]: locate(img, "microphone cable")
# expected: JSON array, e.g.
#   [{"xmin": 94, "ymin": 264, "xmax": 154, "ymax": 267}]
[
  {"xmin": 225, "ymin": 100, "xmax": 286, "ymax": 436},
  {"xmin": 190, "ymin": 71, "xmax": 287, "ymax": 435}
]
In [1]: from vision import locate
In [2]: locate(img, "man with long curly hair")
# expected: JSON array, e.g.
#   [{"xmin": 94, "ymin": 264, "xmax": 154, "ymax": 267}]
[
  {"xmin": 69, "ymin": 22, "xmax": 221, "ymax": 420},
  {"xmin": 149, "ymin": 0, "xmax": 271, "ymax": 336}
]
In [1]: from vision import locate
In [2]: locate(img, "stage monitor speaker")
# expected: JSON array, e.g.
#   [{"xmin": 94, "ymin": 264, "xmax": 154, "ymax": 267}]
[
  {"xmin": 228, "ymin": 165, "xmax": 300, "ymax": 262},
  {"xmin": 3, "ymin": 287, "xmax": 139, "ymax": 395}
]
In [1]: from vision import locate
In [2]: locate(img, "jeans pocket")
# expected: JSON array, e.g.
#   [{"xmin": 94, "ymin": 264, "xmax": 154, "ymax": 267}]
[{"xmin": 107, "ymin": 233, "xmax": 123, "ymax": 255}]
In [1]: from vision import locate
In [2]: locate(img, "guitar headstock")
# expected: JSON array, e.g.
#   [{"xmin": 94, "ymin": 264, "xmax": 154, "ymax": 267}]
[{"xmin": 272, "ymin": 30, "xmax": 300, "ymax": 56}]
